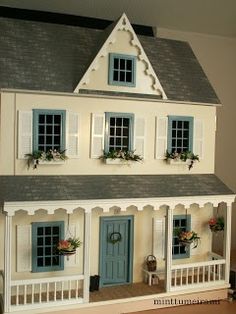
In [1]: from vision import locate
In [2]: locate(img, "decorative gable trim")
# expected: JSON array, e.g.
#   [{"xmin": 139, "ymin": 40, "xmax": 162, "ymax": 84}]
[{"xmin": 74, "ymin": 13, "xmax": 167, "ymax": 99}]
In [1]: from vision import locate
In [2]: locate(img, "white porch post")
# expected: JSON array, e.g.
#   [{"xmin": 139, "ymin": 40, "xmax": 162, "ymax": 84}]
[
  {"xmin": 4, "ymin": 213, "xmax": 12, "ymax": 313},
  {"xmin": 165, "ymin": 206, "xmax": 173, "ymax": 292},
  {"xmin": 83, "ymin": 211, "xmax": 91, "ymax": 303},
  {"xmin": 223, "ymin": 203, "xmax": 232, "ymax": 283}
]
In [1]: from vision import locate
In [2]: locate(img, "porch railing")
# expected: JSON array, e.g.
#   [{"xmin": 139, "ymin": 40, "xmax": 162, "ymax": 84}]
[
  {"xmin": 171, "ymin": 258, "xmax": 226, "ymax": 291},
  {"xmin": 9, "ymin": 274, "xmax": 84, "ymax": 310}
]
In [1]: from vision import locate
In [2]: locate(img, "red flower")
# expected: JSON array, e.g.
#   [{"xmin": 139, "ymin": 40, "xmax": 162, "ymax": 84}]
[{"xmin": 208, "ymin": 218, "xmax": 217, "ymax": 226}]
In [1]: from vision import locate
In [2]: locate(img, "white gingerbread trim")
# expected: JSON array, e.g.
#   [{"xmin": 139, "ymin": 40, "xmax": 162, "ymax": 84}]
[{"xmin": 74, "ymin": 13, "xmax": 167, "ymax": 99}]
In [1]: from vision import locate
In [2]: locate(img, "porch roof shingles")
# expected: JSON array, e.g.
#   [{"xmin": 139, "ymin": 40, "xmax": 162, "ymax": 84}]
[{"xmin": 0, "ymin": 174, "xmax": 233, "ymax": 204}]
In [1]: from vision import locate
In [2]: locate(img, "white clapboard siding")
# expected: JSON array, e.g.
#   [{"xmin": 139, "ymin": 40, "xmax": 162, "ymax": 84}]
[
  {"xmin": 67, "ymin": 112, "xmax": 80, "ymax": 158},
  {"xmin": 91, "ymin": 113, "xmax": 105, "ymax": 158},
  {"xmin": 134, "ymin": 117, "xmax": 145, "ymax": 158},
  {"xmin": 18, "ymin": 111, "xmax": 32, "ymax": 159},
  {"xmin": 193, "ymin": 119, "xmax": 204, "ymax": 159},
  {"xmin": 65, "ymin": 223, "xmax": 79, "ymax": 267},
  {"xmin": 155, "ymin": 117, "xmax": 168, "ymax": 159},
  {"xmin": 17, "ymin": 225, "xmax": 32, "ymax": 272},
  {"xmin": 152, "ymin": 218, "xmax": 165, "ymax": 260}
]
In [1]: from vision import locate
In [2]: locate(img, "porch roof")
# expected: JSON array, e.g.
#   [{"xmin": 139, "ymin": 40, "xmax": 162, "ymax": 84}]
[
  {"xmin": 0, "ymin": 174, "xmax": 234, "ymax": 203},
  {"xmin": 0, "ymin": 175, "xmax": 235, "ymax": 215}
]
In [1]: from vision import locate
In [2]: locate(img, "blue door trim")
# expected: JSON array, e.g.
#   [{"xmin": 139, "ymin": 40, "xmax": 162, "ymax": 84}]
[{"xmin": 99, "ymin": 216, "xmax": 134, "ymax": 287}]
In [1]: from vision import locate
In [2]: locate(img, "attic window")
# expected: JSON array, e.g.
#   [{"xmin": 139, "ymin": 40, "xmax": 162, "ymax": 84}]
[{"xmin": 108, "ymin": 53, "xmax": 136, "ymax": 87}]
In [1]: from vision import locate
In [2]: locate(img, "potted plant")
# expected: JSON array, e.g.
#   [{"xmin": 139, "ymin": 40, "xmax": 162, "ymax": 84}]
[
  {"xmin": 100, "ymin": 149, "xmax": 143, "ymax": 164},
  {"xmin": 26, "ymin": 149, "xmax": 68, "ymax": 169},
  {"xmin": 165, "ymin": 150, "xmax": 199, "ymax": 170},
  {"xmin": 208, "ymin": 216, "xmax": 224, "ymax": 232},
  {"xmin": 57, "ymin": 237, "xmax": 81, "ymax": 257},
  {"xmin": 175, "ymin": 229, "xmax": 200, "ymax": 249}
]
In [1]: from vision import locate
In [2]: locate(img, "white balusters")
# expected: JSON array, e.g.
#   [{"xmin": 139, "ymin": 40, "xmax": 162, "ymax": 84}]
[
  {"xmin": 10, "ymin": 274, "xmax": 84, "ymax": 310},
  {"xmin": 171, "ymin": 258, "xmax": 226, "ymax": 291}
]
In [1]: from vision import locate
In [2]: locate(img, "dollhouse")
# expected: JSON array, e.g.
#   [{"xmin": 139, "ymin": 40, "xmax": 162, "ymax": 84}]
[{"xmin": 0, "ymin": 8, "xmax": 235, "ymax": 314}]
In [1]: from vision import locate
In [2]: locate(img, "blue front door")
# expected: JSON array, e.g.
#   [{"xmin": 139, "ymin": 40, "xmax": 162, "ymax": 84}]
[{"xmin": 99, "ymin": 216, "xmax": 133, "ymax": 287}]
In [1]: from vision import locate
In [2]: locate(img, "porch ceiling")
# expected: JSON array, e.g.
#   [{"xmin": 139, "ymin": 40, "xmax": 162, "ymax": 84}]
[{"xmin": 0, "ymin": 175, "xmax": 235, "ymax": 215}]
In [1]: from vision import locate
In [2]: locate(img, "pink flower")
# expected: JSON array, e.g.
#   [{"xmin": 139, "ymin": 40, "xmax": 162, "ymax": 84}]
[{"xmin": 57, "ymin": 240, "xmax": 71, "ymax": 250}]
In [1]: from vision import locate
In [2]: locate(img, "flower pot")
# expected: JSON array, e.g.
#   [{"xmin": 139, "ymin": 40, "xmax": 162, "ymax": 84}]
[{"xmin": 58, "ymin": 249, "xmax": 76, "ymax": 256}]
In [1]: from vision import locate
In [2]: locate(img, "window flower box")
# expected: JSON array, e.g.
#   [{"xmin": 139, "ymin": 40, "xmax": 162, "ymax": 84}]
[
  {"xmin": 25, "ymin": 149, "xmax": 68, "ymax": 169},
  {"xmin": 100, "ymin": 149, "xmax": 143, "ymax": 165},
  {"xmin": 165, "ymin": 151, "xmax": 199, "ymax": 170},
  {"xmin": 105, "ymin": 158, "xmax": 131, "ymax": 165}
]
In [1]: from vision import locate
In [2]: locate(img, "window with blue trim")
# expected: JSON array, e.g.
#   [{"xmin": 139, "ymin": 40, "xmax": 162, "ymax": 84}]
[
  {"xmin": 109, "ymin": 53, "xmax": 136, "ymax": 87},
  {"xmin": 172, "ymin": 215, "xmax": 191, "ymax": 259},
  {"xmin": 167, "ymin": 116, "xmax": 193, "ymax": 153},
  {"xmin": 105, "ymin": 112, "xmax": 134, "ymax": 152},
  {"xmin": 32, "ymin": 221, "xmax": 64, "ymax": 272},
  {"xmin": 33, "ymin": 110, "xmax": 66, "ymax": 152}
]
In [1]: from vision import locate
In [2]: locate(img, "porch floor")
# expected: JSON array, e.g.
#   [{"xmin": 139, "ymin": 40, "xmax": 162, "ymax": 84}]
[{"xmin": 90, "ymin": 281, "xmax": 165, "ymax": 302}]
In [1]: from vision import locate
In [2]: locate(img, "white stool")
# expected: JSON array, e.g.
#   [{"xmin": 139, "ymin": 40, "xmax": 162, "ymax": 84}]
[{"xmin": 143, "ymin": 268, "xmax": 159, "ymax": 286}]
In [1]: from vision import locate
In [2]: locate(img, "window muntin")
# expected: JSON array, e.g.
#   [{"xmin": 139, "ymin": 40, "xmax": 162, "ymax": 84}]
[
  {"xmin": 109, "ymin": 53, "xmax": 136, "ymax": 87},
  {"xmin": 105, "ymin": 113, "xmax": 134, "ymax": 153},
  {"xmin": 33, "ymin": 110, "xmax": 66, "ymax": 152},
  {"xmin": 168, "ymin": 116, "xmax": 193, "ymax": 153},
  {"xmin": 172, "ymin": 215, "xmax": 191, "ymax": 259},
  {"xmin": 32, "ymin": 221, "xmax": 64, "ymax": 272}
]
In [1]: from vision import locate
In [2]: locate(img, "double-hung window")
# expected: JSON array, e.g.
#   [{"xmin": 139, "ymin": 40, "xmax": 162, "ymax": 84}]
[
  {"xmin": 33, "ymin": 109, "xmax": 66, "ymax": 152},
  {"xmin": 105, "ymin": 112, "xmax": 134, "ymax": 152},
  {"xmin": 109, "ymin": 53, "xmax": 136, "ymax": 87},
  {"xmin": 167, "ymin": 116, "xmax": 193, "ymax": 153},
  {"xmin": 172, "ymin": 215, "xmax": 191, "ymax": 259},
  {"xmin": 32, "ymin": 221, "xmax": 64, "ymax": 272}
]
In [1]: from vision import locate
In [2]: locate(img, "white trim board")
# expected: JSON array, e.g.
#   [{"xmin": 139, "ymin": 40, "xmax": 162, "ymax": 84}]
[{"xmin": 3, "ymin": 194, "xmax": 235, "ymax": 216}]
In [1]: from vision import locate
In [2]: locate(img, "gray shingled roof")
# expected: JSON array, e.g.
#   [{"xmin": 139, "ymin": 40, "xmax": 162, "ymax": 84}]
[
  {"xmin": 0, "ymin": 17, "xmax": 220, "ymax": 104},
  {"xmin": 0, "ymin": 175, "xmax": 233, "ymax": 203}
]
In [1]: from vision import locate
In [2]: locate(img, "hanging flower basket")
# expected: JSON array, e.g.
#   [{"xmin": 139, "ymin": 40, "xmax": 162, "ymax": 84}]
[
  {"xmin": 57, "ymin": 238, "xmax": 81, "ymax": 256},
  {"xmin": 177, "ymin": 230, "xmax": 200, "ymax": 249},
  {"xmin": 208, "ymin": 217, "xmax": 224, "ymax": 232}
]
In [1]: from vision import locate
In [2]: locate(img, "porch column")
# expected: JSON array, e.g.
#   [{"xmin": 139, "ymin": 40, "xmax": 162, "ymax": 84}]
[
  {"xmin": 165, "ymin": 206, "xmax": 173, "ymax": 292},
  {"xmin": 223, "ymin": 203, "xmax": 232, "ymax": 283},
  {"xmin": 4, "ymin": 214, "xmax": 12, "ymax": 313},
  {"xmin": 83, "ymin": 211, "xmax": 91, "ymax": 303}
]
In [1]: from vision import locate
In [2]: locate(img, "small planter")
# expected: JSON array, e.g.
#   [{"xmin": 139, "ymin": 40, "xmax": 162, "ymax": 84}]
[
  {"xmin": 165, "ymin": 151, "xmax": 199, "ymax": 170},
  {"xmin": 177, "ymin": 230, "xmax": 200, "ymax": 249},
  {"xmin": 57, "ymin": 238, "xmax": 81, "ymax": 260},
  {"xmin": 105, "ymin": 158, "xmax": 131, "ymax": 165},
  {"xmin": 58, "ymin": 250, "xmax": 76, "ymax": 256},
  {"xmin": 100, "ymin": 149, "xmax": 143, "ymax": 165},
  {"xmin": 38, "ymin": 160, "xmax": 65, "ymax": 165},
  {"xmin": 208, "ymin": 217, "xmax": 224, "ymax": 232},
  {"xmin": 146, "ymin": 255, "xmax": 157, "ymax": 271},
  {"xmin": 26, "ymin": 149, "xmax": 68, "ymax": 169}
]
